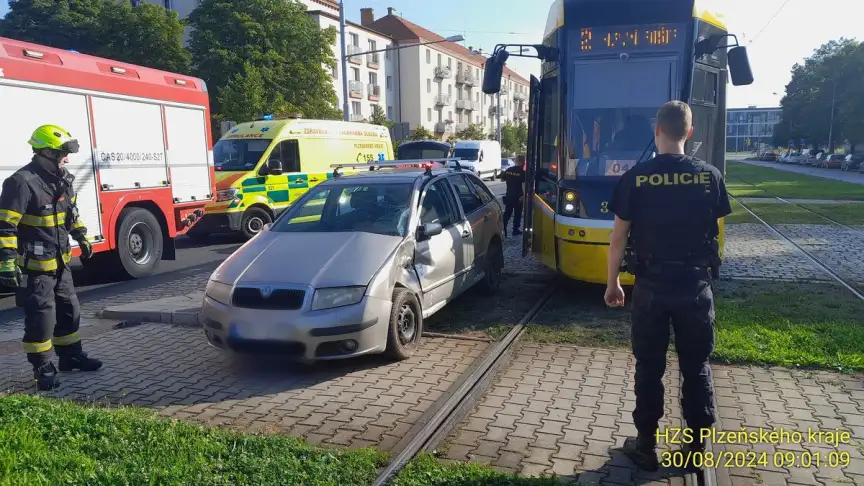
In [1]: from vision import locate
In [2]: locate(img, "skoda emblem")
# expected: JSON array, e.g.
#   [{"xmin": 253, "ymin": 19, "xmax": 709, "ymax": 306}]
[{"xmin": 260, "ymin": 286, "xmax": 274, "ymax": 298}]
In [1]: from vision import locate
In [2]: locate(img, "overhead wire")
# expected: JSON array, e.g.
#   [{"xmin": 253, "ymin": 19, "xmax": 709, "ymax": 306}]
[{"xmin": 747, "ymin": 0, "xmax": 794, "ymax": 45}]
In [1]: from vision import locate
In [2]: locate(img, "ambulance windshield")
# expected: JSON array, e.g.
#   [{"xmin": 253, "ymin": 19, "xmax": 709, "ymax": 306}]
[{"xmin": 214, "ymin": 139, "xmax": 271, "ymax": 171}]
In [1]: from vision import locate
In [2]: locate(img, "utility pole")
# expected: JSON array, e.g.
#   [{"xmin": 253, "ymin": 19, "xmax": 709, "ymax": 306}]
[
  {"xmin": 496, "ymin": 91, "xmax": 502, "ymax": 143},
  {"xmin": 828, "ymin": 79, "xmax": 836, "ymax": 152},
  {"xmin": 339, "ymin": 0, "xmax": 350, "ymax": 122}
]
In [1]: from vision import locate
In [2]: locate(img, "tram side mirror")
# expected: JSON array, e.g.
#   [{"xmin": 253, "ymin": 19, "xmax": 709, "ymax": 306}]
[
  {"xmin": 417, "ymin": 222, "xmax": 443, "ymax": 241},
  {"xmin": 728, "ymin": 46, "xmax": 754, "ymax": 86},
  {"xmin": 482, "ymin": 50, "xmax": 510, "ymax": 94},
  {"xmin": 266, "ymin": 157, "xmax": 283, "ymax": 175}
]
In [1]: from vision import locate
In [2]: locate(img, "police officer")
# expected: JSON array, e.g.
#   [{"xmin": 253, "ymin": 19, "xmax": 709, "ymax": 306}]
[
  {"xmin": 604, "ymin": 101, "xmax": 731, "ymax": 471},
  {"xmin": 0, "ymin": 125, "xmax": 103, "ymax": 391},
  {"xmin": 500, "ymin": 155, "xmax": 526, "ymax": 236}
]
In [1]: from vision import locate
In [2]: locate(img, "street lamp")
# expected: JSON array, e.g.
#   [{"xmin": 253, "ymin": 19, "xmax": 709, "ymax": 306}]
[
  {"xmin": 338, "ymin": 1, "xmax": 464, "ymax": 121},
  {"xmin": 824, "ymin": 78, "xmax": 837, "ymax": 153}
]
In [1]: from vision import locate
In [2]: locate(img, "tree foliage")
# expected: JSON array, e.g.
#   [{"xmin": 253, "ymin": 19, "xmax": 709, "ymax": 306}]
[
  {"xmin": 501, "ymin": 121, "xmax": 528, "ymax": 156},
  {"xmin": 408, "ymin": 126, "xmax": 434, "ymax": 141},
  {"xmin": 187, "ymin": 0, "xmax": 341, "ymax": 121},
  {"xmin": 0, "ymin": 0, "xmax": 189, "ymax": 73},
  {"xmin": 774, "ymin": 39, "xmax": 864, "ymax": 149},
  {"xmin": 453, "ymin": 124, "xmax": 487, "ymax": 141},
  {"xmin": 369, "ymin": 104, "xmax": 393, "ymax": 128}
]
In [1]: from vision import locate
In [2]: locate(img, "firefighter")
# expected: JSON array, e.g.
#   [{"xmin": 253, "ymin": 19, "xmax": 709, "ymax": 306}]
[
  {"xmin": 605, "ymin": 102, "xmax": 730, "ymax": 471},
  {"xmin": 0, "ymin": 125, "xmax": 103, "ymax": 391}
]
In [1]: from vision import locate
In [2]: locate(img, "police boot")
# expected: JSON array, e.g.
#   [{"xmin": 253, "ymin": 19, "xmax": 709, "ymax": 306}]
[
  {"xmin": 622, "ymin": 435, "xmax": 660, "ymax": 472},
  {"xmin": 682, "ymin": 434, "xmax": 707, "ymax": 472},
  {"xmin": 58, "ymin": 351, "xmax": 103, "ymax": 372},
  {"xmin": 33, "ymin": 362, "xmax": 60, "ymax": 391}
]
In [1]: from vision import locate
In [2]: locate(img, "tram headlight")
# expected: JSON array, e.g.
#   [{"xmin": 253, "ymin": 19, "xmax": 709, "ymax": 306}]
[
  {"xmin": 562, "ymin": 191, "xmax": 579, "ymax": 215},
  {"xmin": 564, "ymin": 191, "xmax": 576, "ymax": 202},
  {"xmin": 564, "ymin": 203, "xmax": 576, "ymax": 213}
]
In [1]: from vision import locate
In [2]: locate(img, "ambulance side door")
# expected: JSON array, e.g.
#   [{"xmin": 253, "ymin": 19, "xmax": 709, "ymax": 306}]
[{"xmin": 262, "ymin": 139, "xmax": 295, "ymax": 211}]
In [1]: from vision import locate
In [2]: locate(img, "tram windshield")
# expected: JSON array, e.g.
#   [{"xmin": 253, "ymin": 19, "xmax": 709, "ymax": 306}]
[{"xmin": 565, "ymin": 59, "xmax": 673, "ymax": 180}]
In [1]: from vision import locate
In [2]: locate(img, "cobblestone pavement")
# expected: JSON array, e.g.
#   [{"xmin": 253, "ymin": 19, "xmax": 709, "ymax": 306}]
[
  {"xmin": 734, "ymin": 160, "xmax": 864, "ymax": 186},
  {"xmin": 722, "ymin": 224, "xmax": 828, "ymax": 282},
  {"xmin": 712, "ymin": 365, "xmax": 864, "ymax": 486},
  {"xmin": 0, "ymin": 323, "xmax": 488, "ymax": 452},
  {"xmin": 442, "ymin": 344, "xmax": 690, "ymax": 484},
  {"xmin": 775, "ymin": 224, "xmax": 864, "ymax": 284}
]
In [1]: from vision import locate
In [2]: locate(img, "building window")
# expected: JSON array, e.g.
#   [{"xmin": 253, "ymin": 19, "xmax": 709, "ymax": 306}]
[
  {"xmin": 369, "ymin": 72, "xmax": 378, "ymax": 86},
  {"xmin": 352, "ymin": 101, "xmax": 362, "ymax": 116},
  {"xmin": 448, "ymin": 111, "xmax": 452, "ymax": 120},
  {"xmin": 447, "ymin": 58, "xmax": 452, "ymax": 68},
  {"xmin": 351, "ymin": 67, "xmax": 360, "ymax": 81},
  {"xmin": 437, "ymin": 53, "xmax": 442, "ymax": 66},
  {"xmin": 350, "ymin": 33, "xmax": 359, "ymax": 46},
  {"xmin": 386, "ymin": 75, "xmax": 393, "ymax": 90},
  {"xmin": 331, "ymin": 64, "xmax": 338, "ymax": 79},
  {"xmin": 368, "ymin": 39, "xmax": 376, "ymax": 52},
  {"xmin": 426, "ymin": 49, "xmax": 431, "ymax": 63},
  {"xmin": 387, "ymin": 106, "xmax": 393, "ymax": 120},
  {"xmin": 427, "ymin": 108, "xmax": 432, "ymax": 121},
  {"xmin": 385, "ymin": 45, "xmax": 392, "ymax": 59},
  {"xmin": 447, "ymin": 85, "xmax": 452, "ymax": 95},
  {"xmin": 427, "ymin": 79, "xmax": 431, "ymax": 93}
]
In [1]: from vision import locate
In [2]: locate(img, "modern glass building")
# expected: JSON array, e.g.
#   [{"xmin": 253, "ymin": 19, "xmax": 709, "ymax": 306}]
[{"xmin": 726, "ymin": 106, "xmax": 782, "ymax": 152}]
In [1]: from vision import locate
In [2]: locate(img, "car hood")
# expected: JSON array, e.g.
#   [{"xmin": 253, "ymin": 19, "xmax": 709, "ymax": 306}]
[{"xmin": 211, "ymin": 231, "xmax": 403, "ymax": 288}]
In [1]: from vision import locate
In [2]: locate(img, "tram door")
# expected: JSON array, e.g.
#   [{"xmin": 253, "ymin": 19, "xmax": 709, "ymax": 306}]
[{"xmin": 523, "ymin": 75, "xmax": 543, "ymax": 257}]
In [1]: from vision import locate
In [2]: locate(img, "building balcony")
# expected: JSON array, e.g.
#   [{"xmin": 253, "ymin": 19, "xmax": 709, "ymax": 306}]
[
  {"xmin": 368, "ymin": 84, "xmax": 381, "ymax": 101},
  {"xmin": 489, "ymin": 105, "xmax": 504, "ymax": 115},
  {"xmin": 349, "ymin": 114, "xmax": 364, "ymax": 122},
  {"xmin": 347, "ymin": 45, "xmax": 363, "ymax": 64},
  {"xmin": 498, "ymin": 87, "xmax": 509, "ymax": 96},
  {"xmin": 349, "ymin": 80, "xmax": 364, "ymax": 99},
  {"xmin": 434, "ymin": 121, "xmax": 453, "ymax": 133},
  {"xmin": 434, "ymin": 66, "xmax": 452, "ymax": 79},
  {"xmin": 513, "ymin": 91, "xmax": 528, "ymax": 101},
  {"xmin": 455, "ymin": 99, "xmax": 472, "ymax": 110},
  {"xmin": 434, "ymin": 94, "xmax": 452, "ymax": 106},
  {"xmin": 454, "ymin": 123, "xmax": 468, "ymax": 133},
  {"xmin": 366, "ymin": 53, "xmax": 380, "ymax": 69},
  {"xmin": 515, "ymin": 109, "xmax": 528, "ymax": 120},
  {"xmin": 455, "ymin": 71, "xmax": 475, "ymax": 85}
]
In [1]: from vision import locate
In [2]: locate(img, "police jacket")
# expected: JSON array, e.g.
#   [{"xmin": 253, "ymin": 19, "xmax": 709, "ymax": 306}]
[
  {"xmin": 0, "ymin": 155, "xmax": 87, "ymax": 272},
  {"xmin": 501, "ymin": 165, "xmax": 526, "ymax": 199},
  {"xmin": 608, "ymin": 154, "xmax": 732, "ymax": 263}
]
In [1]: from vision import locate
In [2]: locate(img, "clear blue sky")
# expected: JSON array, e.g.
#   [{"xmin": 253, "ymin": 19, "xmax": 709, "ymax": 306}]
[{"xmin": 2, "ymin": 0, "xmax": 858, "ymax": 108}]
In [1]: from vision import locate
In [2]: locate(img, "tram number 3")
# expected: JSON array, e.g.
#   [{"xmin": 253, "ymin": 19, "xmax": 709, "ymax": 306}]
[{"xmin": 600, "ymin": 201, "xmax": 609, "ymax": 213}]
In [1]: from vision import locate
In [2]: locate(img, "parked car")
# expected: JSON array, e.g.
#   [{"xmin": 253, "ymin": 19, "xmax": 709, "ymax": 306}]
[
  {"xmin": 201, "ymin": 161, "xmax": 505, "ymax": 362},
  {"xmin": 780, "ymin": 151, "xmax": 804, "ymax": 164},
  {"xmin": 760, "ymin": 152, "xmax": 778, "ymax": 161},
  {"xmin": 501, "ymin": 158, "xmax": 515, "ymax": 171},
  {"xmin": 822, "ymin": 153, "xmax": 845, "ymax": 169},
  {"xmin": 807, "ymin": 152, "xmax": 826, "ymax": 167},
  {"xmin": 841, "ymin": 154, "xmax": 863, "ymax": 171}
]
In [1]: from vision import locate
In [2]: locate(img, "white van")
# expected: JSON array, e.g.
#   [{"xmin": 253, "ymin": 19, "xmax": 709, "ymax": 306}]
[{"xmin": 451, "ymin": 140, "xmax": 501, "ymax": 181}]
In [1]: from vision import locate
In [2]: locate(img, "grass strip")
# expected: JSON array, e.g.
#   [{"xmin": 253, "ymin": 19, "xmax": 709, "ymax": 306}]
[
  {"xmin": 0, "ymin": 394, "xmax": 386, "ymax": 486},
  {"xmin": 392, "ymin": 453, "xmax": 561, "ymax": 485},
  {"xmin": 799, "ymin": 203, "xmax": 864, "ymax": 226},
  {"xmin": 725, "ymin": 162, "xmax": 864, "ymax": 200},
  {"xmin": 743, "ymin": 202, "xmax": 830, "ymax": 225},
  {"xmin": 724, "ymin": 199, "xmax": 760, "ymax": 224}
]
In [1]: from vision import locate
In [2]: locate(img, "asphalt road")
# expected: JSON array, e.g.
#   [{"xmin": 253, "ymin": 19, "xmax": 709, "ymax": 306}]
[{"xmin": 0, "ymin": 179, "xmax": 508, "ymax": 314}]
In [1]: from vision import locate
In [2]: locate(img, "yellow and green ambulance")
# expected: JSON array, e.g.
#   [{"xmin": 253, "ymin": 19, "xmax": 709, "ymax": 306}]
[{"xmin": 190, "ymin": 117, "xmax": 394, "ymax": 240}]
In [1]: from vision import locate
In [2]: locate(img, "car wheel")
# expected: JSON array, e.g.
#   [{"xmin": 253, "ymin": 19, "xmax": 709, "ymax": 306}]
[
  {"xmin": 384, "ymin": 289, "xmax": 423, "ymax": 360},
  {"xmin": 478, "ymin": 240, "xmax": 504, "ymax": 296},
  {"xmin": 240, "ymin": 207, "xmax": 272, "ymax": 240}
]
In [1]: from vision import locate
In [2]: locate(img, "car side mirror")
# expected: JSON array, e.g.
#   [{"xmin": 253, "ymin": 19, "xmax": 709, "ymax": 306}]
[
  {"xmin": 417, "ymin": 222, "xmax": 443, "ymax": 241},
  {"xmin": 728, "ymin": 46, "xmax": 754, "ymax": 86},
  {"xmin": 267, "ymin": 157, "xmax": 283, "ymax": 175}
]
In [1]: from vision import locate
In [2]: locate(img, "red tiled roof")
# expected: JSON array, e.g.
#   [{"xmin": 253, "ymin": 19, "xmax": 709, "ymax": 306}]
[{"xmin": 368, "ymin": 14, "xmax": 529, "ymax": 85}]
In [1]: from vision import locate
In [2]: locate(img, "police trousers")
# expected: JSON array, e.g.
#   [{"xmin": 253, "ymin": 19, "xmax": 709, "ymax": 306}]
[
  {"xmin": 20, "ymin": 267, "xmax": 82, "ymax": 367},
  {"xmin": 502, "ymin": 195, "xmax": 523, "ymax": 230},
  {"xmin": 630, "ymin": 271, "xmax": 716, "ymax": 443}
]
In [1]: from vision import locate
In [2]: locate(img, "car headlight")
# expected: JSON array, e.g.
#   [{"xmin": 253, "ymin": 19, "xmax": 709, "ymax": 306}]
[
  {"xmin": 205, "ymin": 280, "xmax": 233, "ymax": 305},
  {"xmin": 216, "ymin": 188, "xmax": 240, "ymax": 202},
  {"xmin": 311, "ymin": 286, "xmax": 366, "ymax": 311}
]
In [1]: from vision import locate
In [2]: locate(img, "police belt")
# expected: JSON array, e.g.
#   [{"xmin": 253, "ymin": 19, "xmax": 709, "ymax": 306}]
[{"xmin": 640, "ymin": 257, "xmax": 712, "ymax": 273}]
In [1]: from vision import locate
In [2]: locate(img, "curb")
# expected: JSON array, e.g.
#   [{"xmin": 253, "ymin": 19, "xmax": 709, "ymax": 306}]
[{"xmin": 96, "ymin": 308, "xmax": 202, "ymax": 327}]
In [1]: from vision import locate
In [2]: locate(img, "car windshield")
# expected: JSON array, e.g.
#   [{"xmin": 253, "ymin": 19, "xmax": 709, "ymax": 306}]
[
  {"xmin": 213, "ymin": 138, "xmax": 271, "ymax": 171},
  {"xmin": 453, "ymin": 148, "xmax": 479, "ymax": 160},
  {"xmin": 271, "ymin": 182, "xmax": 414, "ymax": 236}
]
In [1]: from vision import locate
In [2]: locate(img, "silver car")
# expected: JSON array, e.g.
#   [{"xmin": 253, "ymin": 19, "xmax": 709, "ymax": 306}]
[{"xmin": 201, "ymin": 163, "xmax": 505, "ymax": 362}]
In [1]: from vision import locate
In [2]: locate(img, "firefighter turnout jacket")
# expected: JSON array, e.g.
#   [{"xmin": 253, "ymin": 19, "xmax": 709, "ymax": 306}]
[{"xmin": 0, "ymin": 155, "xmax": 87, "ymax": 272}]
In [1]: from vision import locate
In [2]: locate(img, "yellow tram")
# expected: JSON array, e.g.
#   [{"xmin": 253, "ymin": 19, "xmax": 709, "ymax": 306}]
[{"xmin": 482, "ymin": 0, "xmax": 753, "ymax": 284}]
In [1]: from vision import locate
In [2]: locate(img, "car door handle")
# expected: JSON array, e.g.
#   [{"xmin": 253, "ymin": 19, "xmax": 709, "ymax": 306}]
[{"xmin": 461, "ymin": 230, "xmax": 470, "ymax": 238}]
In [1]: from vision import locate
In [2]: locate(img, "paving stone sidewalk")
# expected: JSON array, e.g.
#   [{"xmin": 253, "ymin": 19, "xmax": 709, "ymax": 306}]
[
  {"xmin": 0, "ymin": 323, "xmax": 488, "ymax": 453},
  {"xmin": 722, "ymin": 224, "xmax": 828, "ymax": 282}
]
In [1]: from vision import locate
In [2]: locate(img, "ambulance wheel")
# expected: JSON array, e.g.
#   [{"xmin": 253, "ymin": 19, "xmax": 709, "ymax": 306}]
[
  {"xmin": 240, "ymin": 207, "xmax": 272, "ymax": 240},
  {"xmin": 116, "ymin": 208, "xmax": 163, "ymax": 279}
]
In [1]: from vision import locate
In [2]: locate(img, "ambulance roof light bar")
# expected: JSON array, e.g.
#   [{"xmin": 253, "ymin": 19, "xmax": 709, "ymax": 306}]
[{"xmin": 330, "ymin": 158, "xmax": 462, "ymax": 177}]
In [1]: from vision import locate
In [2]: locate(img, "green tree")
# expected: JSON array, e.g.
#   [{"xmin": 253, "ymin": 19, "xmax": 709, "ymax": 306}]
[
  {"xmin": 187, "ymin": 0, "xmax": 340, "ymax": 121},
  {"xmin": 369, "ymin": 104, "xmax": 393, "ymax": 128},
  {"xmin": 454, "ymin": 123, "xmax": 487, "ymax": 140},
  {"xmin": 0, "ymin": 0, "xmax": 189, "ymax": 73},
  {"xmin": 408, "ymin": 126, "xmax": 433, "ymax": 140},
  {"xmin": 218, "ymin": 63, "xmax": 292, "ymax": 124},
  {"xmin": 501, "ymin": 121, "xmax": 528, "ymax": 156}
]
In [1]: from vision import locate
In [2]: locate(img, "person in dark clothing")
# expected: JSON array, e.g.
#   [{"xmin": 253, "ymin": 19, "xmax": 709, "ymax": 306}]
[
  {"xmin": 0, "ymin": 125, "xmax": 103, "ymax": 391},
  {"xmin": 499, "ymin": 155, "xmax": 526, "ymax": 236},
  {"xmin": 605, "ymin": 101, "xmax": 731, "ymax": 472}
]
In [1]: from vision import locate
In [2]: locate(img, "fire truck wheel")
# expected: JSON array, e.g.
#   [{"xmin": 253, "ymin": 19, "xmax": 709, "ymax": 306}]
[
  {"xmin": 240, "ymin": 207, "xmax": 272, "ymax": 240},
  {"xmin": 116, "ymin": 207, "xmax": 164, "ymax": 279}
]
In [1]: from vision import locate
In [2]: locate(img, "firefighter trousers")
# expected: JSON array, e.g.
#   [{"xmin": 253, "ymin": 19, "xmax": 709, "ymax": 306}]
[
  {"xmin": 21, "ymin": 267, "xmax": 82, "ymax": 367},
  {"xmin": 629, "ymin": 271, "xmax": 716, "ymax": 444}
]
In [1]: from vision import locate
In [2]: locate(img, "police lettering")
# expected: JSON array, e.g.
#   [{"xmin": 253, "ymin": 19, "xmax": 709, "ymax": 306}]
[{"xmin": 635, "ymin": 171, "xmax": 710, "ymax": 187}]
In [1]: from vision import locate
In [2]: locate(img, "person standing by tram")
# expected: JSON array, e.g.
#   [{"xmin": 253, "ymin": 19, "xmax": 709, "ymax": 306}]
[
  {"xmin": 499, "ymin": 154, "xmax": 526, "ymax": 236},
  {"xmin": 603, "ymin": 101, "xmax": 731, "ymax": 471}
]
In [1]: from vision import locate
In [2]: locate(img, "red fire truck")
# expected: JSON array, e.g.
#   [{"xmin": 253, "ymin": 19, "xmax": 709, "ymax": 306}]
[{"xmin": 0, "ymin": 38, "xmax": 215, "ymax": 279}]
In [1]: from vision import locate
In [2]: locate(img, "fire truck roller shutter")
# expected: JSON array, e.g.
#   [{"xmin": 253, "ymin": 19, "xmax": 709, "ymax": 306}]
[{"xmin": 164, "ymin": 106, "xmax": 211, "ymax": 203}]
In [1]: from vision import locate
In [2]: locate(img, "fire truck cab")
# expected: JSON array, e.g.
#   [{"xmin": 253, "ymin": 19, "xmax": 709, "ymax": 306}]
[{"xmin": 0, "ymin": 38, "xmax": 214, "ymax": 279}]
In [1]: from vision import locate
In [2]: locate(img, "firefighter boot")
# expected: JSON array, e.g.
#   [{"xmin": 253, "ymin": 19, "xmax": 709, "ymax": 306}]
[
  {"xmin": 58, "ymin": 351, "xmax": 103, "ymax": 372},
  {"xmin": 622, "ymin": 435, "xmax": 660, "ymax": 472},
  {"xmin": 33, "ymin": 362, "xmax": 60, "ymax": 391}
]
